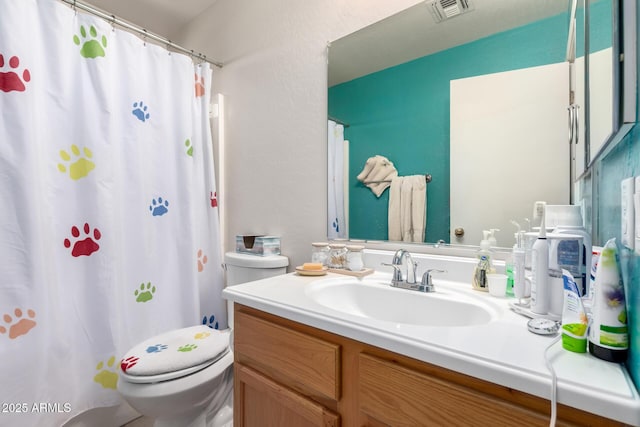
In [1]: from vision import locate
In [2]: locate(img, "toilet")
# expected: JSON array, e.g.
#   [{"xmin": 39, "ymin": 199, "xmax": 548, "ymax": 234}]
[
  {"xmin": 224, "ymin": 252, "xmax": 289, "ymax": 328},
  {"xmin": 117, "ymin": 252, "xmax": 288, "ymax": 427}
]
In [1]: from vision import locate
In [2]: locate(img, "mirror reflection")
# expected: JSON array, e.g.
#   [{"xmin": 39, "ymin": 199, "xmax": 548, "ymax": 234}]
[
  {"xmin": 586, "ymin": 0, "xmax": 615, "ymax": 165},
  {"xmin": 328, "ymin": 1, "xmax": 592, "ymax": 248}
]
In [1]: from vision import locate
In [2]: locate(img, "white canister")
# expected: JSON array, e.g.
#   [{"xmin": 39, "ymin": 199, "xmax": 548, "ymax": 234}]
[
  {"xmin": 328, "ymin": 243, "xmax": 347, "ymax": 269},
  {"xmin": 311, "ymin": 242, "xmax": 330, "ymax": 265},
  {"xmin": 346, "ymin": 245, "xmax": 364, "ymax": 271}
]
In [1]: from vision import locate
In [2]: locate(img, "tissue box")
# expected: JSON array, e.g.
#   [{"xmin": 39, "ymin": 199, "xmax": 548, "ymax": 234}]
[{"xmin": 236, "ymin": 235, "xmax": 281, "ymax": 256}]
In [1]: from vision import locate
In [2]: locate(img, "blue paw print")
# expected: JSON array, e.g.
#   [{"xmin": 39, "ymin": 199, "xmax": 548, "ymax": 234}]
[
  {"xmin": 150, "ymin": 197, "xmax": 169, "ymax": 216},
  {"xmin": 132, "ymin": 101, "xmax": 150, "ymax": 122},
  {"xmin": 202, "ymin": 314, "xmax": 219, "ymax": 329},
  {"xmin": 332, "ymin": 217, "xmax": 339, "ymax": 233},
  {"xmin": 146, "ymin": 343, "xmax": 168, "ymax": 353}
]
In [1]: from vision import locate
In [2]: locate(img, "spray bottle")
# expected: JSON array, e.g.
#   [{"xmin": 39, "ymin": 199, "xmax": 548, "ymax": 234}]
[{"xmin": 530, "ymin": 203, "xmax": 549, "ymax": 314}]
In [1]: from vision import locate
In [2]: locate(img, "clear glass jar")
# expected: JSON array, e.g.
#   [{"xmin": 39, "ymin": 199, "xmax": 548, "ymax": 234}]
[
  {"xmin": 346, "ymin": 245, "xmax": 364, "ymax": 271},
  {"xmin": 327, "ymin": 243, "xmax": 347, "ymax": 269},
  {"xmin": 311, "ymin": 242, "xmax": 330, "ymax": 265}
]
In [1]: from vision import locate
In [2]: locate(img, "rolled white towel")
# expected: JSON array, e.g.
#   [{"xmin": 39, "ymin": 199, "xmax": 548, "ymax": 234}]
[{"xmin": 357, "ymin": 155, "xmax": 397, "ymax": 197}]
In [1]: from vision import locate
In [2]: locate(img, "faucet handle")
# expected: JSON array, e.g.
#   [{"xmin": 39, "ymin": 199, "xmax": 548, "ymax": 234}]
[
  {"xmin": 421, "ymin": 269, "xmax": 446, "ymax": 292},
  {"xmin": 381, "ymin": 262, "xmax": 403, "ymax": 284}
]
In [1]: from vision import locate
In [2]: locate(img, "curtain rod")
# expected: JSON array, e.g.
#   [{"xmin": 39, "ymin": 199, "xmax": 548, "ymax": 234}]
[{"xmin": 59, "ymin": 0, "xmax": 223, "ymax": 68}]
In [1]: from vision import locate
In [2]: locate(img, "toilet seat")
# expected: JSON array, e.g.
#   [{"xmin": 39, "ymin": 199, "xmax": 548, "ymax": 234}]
[{"xmin": 119, "ymin": 325, "xmax": 230, "ymax": 384}]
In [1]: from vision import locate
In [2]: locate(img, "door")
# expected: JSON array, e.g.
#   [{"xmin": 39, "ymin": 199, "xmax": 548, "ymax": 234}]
[{"xmin": 450, "ymin": 62, "xmax": 570, "ymax": 246}]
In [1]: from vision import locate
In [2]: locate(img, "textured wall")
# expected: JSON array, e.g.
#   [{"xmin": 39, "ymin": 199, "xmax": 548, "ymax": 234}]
[{"xmin": 176, "ymin": 0, "xmax": 421, "ymax": 269}]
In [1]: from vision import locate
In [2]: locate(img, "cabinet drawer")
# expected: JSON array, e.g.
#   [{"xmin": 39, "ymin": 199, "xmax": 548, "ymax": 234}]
[
  {"xmin": 359, "ymin": 353, "xmax": 550, "ymax": 427},
  {"xmin": 234, "ymin": 310, "xmax": 341, "ymax": 401}
]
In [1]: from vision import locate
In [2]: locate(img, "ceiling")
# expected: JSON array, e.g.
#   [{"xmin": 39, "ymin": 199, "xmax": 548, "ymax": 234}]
[
  {"xmin": 328, "ymin": 0, "xmax": 569, "ymax": 87},
  {"xmin": 84, "ymin": 0, "xmax": 218, "ymax": 40},
  {"xmin": 81, "ymin": 0, "xmax": 569, "ymax": 82}
]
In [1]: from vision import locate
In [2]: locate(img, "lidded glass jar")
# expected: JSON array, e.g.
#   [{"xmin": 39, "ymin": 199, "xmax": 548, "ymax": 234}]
[
  {"xmin": 311, "ymin": 242, "xmax": 330, "ymax": 265},
  {"xmin": 327, "ymin": 243, "xmax": 347, "ymax": 269},
  {"xmin": 346, "ymin": 245, "xmax": 365, "ymax": 271}
]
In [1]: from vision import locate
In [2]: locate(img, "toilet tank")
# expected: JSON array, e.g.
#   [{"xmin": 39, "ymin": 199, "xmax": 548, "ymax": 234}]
[
  {"xmin": 225, "ymin": 252, "xmax": 289, "ymax": 286},
  {"xmin": 224, "ymin": 252, "xmax": 289, "ymax": 327}
]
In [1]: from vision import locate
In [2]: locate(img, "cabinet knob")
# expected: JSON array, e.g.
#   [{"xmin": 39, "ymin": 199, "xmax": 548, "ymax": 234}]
[{"xmin": 454, "ymin": 227, "xmax": 464, "ymax": 237}]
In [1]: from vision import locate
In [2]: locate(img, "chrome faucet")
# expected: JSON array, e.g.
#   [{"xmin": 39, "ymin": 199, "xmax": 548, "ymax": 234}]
[
  {"xmin": 382, "ymin": 249, "xmax": 417, "ymax": 288},
  {"xmin": 382, "ymin": 250, "xmax": 446, "ymax": 293}
]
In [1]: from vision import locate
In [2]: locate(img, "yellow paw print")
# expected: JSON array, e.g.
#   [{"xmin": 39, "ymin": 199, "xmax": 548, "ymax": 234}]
[
  {"xmin": 194, "ymin": 331, "xmax": 211, "ymax": 340},
  {"xmin": 93, "ymin": 356, "xmax": 118, "ymax": 389},
  {"xmin": 58, "ymin": 145, "xmax": 95, "ymax": 180}
]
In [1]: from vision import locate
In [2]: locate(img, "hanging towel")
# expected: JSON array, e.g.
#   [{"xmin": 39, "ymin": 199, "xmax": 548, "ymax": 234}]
[
  {"xmin": 388, "ymin": 175, "xmax": 426, "ymax": 242},
  {"xmin": 356, "ymin": 155, "xmax": 398, "ymax": 197},
  {"xmin": 388, "ymin": 177, "xmax": 404, "ymax": 241}
]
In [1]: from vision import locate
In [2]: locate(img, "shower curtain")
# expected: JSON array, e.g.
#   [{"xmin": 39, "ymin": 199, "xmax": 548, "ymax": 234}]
[
  {"xmin": 327, "ymin": 120, "xmax": 347, "ymax": 239},
  {"xmin": 0, "ymin": 1, "xmax": 226, "ymax": 425}
]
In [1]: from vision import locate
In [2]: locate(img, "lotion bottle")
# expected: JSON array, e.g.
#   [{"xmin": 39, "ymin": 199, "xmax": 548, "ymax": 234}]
[
  {"xmin": 588, "ymin": 238, "xmax": 628, "ymax": 362},
  {"xmin": 530, "ymin": 204, "xmax": 549, "ymax": 314}
]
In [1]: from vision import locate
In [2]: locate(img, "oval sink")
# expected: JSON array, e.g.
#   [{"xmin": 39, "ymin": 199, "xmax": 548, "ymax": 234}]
[{"xmin": 305, "ymin": 277, "xmax": 499, "ymax": 327}]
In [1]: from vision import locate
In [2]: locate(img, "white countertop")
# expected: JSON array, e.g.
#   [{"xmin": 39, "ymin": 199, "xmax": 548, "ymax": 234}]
[{"xmin": 223, "ymin": 265, "xmax": 640, "ymax": 425}]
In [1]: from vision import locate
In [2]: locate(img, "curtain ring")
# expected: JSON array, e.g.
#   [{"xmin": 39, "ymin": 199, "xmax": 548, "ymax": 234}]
[
  {"xmin": 142, "ymin": 29, "xmax": 147, "ymax": 46},
  {"xmin": 110, "ymin": 15, "xmax": 116, "ymax": 32},
  {"xmin": 166, "ymin": 40, "xmax": 172, "ymax": 56}
]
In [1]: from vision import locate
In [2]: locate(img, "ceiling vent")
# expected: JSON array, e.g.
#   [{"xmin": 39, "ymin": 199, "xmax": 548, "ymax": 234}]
[{"xmin": 426, "ymin": 0, "xmax": 474, "ymax": 23}]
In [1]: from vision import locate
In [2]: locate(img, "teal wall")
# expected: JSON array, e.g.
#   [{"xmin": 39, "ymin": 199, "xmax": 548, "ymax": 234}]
[
  {"xmin": 329, "ymin": 11, "xmax": 571, "ymax": 242},
  {"xmin": 590, "ymin": 0, "xmax": 640, "ymax": 393}
]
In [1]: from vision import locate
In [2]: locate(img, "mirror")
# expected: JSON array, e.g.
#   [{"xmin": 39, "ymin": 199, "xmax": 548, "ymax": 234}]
[
  {"xmin": 585, "ymin": 0, "xmax": 636, "ymax": 169},
  {"xmin": 585, "ymin": 0, "xmax": 615, "ymax": 165},
  {"xmin": 328, "ymin": 0, "xmax": 582, "ymax": 249}
]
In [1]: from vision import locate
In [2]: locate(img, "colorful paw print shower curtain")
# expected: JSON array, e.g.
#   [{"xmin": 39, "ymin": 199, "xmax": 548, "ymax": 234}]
[{"xmin": 0, "ymin": 0, "xmax": 226, "ymax": 425}]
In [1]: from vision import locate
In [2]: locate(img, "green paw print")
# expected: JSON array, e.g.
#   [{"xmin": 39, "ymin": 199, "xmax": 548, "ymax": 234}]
[
  {"xmin": 178, "ymin": 343, "xmax": 198, "ymax": 352},
  {"xmin": 135, "ymin": 282, "xmax": 156, "ymax": 303},
  {"xmin": 185, "ymin": 139, "xmax": 193, "ymax": 157},
  {"xmin": 93, "ymin": 356, "xmax": 118, "ymax": 389},
  {"xmin": 57, "ymin": 145, "xmax": 95, "ymax": 180},
  {"xmin": 73, "ymin": 25, "xmax": 107, "ymax": 58}
]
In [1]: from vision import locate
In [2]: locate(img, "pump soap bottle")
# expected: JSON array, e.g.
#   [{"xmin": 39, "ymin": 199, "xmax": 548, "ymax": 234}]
[
  {"xmin": 472, "ymin": 231, "xmax": 494, "ymax": 291},
  {"xmin": 530, "ymin": 204, "xmax": 549, "ymax": 314}
]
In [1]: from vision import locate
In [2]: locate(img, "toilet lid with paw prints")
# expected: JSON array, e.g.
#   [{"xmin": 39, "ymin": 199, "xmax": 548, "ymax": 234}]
[{"xmin": 119, "ymin": 325, "xmax": 230, "ymax": 381}]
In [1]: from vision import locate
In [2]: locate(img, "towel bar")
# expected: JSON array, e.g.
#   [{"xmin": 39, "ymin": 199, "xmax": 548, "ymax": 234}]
[{"xmin": 363, "ymin": 174, "xmax": 431, "ymax": 185}]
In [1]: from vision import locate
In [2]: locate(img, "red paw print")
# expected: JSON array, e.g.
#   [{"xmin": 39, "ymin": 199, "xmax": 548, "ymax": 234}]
[
  {"xmin": 120, "ymin": 356, "xmax": 139, "ymax": 373},
  {"xmin": 0, "ymin": 54, "xmax": 31, "ymax": 93},
  {"xmin": 210, "ymin": 191, "xmax": 218, "ymax": 208},
  {"xmin": 63, "ymin": 223, "xmax": 101, "ymax": 257}
]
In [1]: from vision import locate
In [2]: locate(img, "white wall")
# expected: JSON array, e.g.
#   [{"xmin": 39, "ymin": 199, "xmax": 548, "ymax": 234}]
[{"xmin": 177, "ymin": 0, "xmax": 421, "ymax": 269}]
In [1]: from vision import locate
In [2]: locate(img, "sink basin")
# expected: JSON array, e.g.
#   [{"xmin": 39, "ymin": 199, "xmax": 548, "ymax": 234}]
[{"xmin": 305, "ymin": 277, "xmax": 499, "ymax": 327}]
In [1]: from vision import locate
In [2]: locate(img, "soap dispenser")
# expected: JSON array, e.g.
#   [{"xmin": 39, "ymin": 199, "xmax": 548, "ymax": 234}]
[
  {"xmin": 472, "ymin": 231, "xmax": 494, "ymax": 291},
  {"xmin": 488, "ymin": 228, "xmax": 500, "ymax": 247}
]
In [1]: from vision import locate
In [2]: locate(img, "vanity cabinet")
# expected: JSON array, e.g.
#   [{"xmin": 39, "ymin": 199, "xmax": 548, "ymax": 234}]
[{"xmin": 233, "ymin": 305, "xmax": 622, "ymax": 427}]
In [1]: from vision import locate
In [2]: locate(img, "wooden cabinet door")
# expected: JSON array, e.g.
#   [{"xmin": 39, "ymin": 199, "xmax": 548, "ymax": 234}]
[
  {"xmin": 235, "ymin": 363, "xmax": 340, "ymax": 427},
  {"xmin": 358, "ymin": 353, "xmax": 550, "ymax": 427}
]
